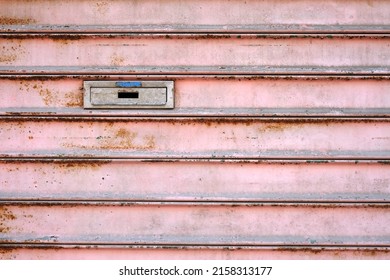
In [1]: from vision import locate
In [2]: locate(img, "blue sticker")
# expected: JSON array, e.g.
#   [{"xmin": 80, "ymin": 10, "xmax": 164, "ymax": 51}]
[{"xmin": 115, "ymin": 81, "xmax": 142, "ymax": 88}]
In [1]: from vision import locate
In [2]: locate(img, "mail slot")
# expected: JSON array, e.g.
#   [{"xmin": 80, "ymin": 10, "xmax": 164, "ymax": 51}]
[{"xmin": 83, "ymin": 81, "xmax": 174, "ymax": 109}]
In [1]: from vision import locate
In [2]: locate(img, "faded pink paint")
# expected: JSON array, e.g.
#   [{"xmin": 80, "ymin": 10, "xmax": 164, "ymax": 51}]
[
  {"xmin": 2, "ymin": 204, "xmax": 390, "ymax": 245},
  {"xmin": 1, "ymin": 37, "xmax": 389, "ymax": 67},
  {"xmin": 1, "ymin": 161, "xmax": 389, "ymax": 202},
  {"xmin": 0, "ymin": 119, "xmax": 389, "ymax": 158},
  {"xmin": 1, "ymin": 79, "xmax": 389, "ymax": 115},
  {"xmin": 1, "ymin": 0, "xmax": 389, "ymax": 26},
  {"xmin": 3, "ymin": 248, "xmax": 390, "ymax": 260}
]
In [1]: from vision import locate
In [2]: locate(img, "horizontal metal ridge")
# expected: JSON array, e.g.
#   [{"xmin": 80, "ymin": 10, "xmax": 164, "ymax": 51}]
[
  {"xmin": 1, "ymin": 244, "xmax": 390, "ymax": 251},
  {"xmin": 0, "ymin": 200, "xmax": 389, "ymax": 207},
  {"xmin": 1, "ymin": 116, "xmax": 389, "ymax": 121},
  {"xmin": 2, "ymin": 110, "xmax": 390, "ymax": 118},
  {"xmin": 1, "ymin": 155, "xmax": 390, "ymax": 161},
  {"xmin": 1, "ymin": 74, "xmax": 389, "ymax": 80},
  {"xmin": 1, "ymin": 66, "xmax": 388, "ymax": 75},
  {"xmin": 0, "ymin": 158, "xmax": 388, "ymax": 164},
  {"xmin": 1, "ymin": 33, "xmax": 390, "ymax": 39},
  {"xmin": 2, "ymin": 24, "xmax": 390, "ymax": 34}
]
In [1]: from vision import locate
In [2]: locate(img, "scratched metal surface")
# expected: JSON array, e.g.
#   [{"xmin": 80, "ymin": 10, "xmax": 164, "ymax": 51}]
[
  {"xmin": 1, "ymin": 0, "xmax": 390, "ymax": 259},
  {"xmin": 1, "ymin": 77, "xmax": 390, "ymax": 117}
]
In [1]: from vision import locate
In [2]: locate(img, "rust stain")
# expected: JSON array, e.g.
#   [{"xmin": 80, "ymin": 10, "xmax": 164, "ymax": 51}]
[
  {"xmin": 110, "ymin": 53, "xmax": 125, "ymax": 66},
  {"xmin": 95, "ymin": 1, "xmax": 109, "ymax": 14},
  {"xmin": 0, "ymin": 248, "xmax": 16, "ymax": 260},
  {"xmin": 276, "ymin": 247, "xmax": 323, "ymax": 254},
  {"xmin": 0, "ymin": 206, "xmax": 16, "ymax": 234},
  {"xmin": 19, "ymin": 81, "xmax": 82, "ymax": 107},
  {"xmin": 55, "ymin": 160, "xmax": 110, "ymax": 170},
  {"xmin": 0, "ymin": 17, "xmax": 36, "ymax": 25},
  {"xmin": 99, "ymin": 128, "xmax": 156, "ymax": 150},
  {"xmin": 64, "ymin": 91, "xmax": 83, "ymax": 107},
  {"xmin": 0, "ymin": 54, "xmax": 17, "ymax": 63},
  {"xmin": 62, "ymin": 128, "xmax": 156, "ymax": 150},
  {"xmin": 367, "ymin": 0, "xmax": 374, "ymax": 7},
  {"xmin": 51, "ymin": 35, "xmax": 83, "ymax": 45},
  {"xmin": 1, "ymin": 44, "xmax": 25, "ymax": 64},
  {"xmin": 257, "ymin": 121, "xmax": 311, "ymax": 133},
  {"xmin": 258, "ymin": 123, "xmax": 290, "ymax": 133},
  {"xmin": 1, "ymin": 117, "xmax": 385, "ymax": 126}
]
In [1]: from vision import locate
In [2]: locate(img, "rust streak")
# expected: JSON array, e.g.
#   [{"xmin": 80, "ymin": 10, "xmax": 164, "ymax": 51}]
[{"xmin": 54, "ymin": 160, "xmax": 110, "ymax": 170}]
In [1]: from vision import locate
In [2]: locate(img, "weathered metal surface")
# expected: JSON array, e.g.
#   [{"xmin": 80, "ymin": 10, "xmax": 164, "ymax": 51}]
[
  {"xmin": 0, "ymin": 118, "xmax": 389, "ymax": 159},
  {"xmin": 1, "ymin": 0, "xmax": 390, "ymax": 33},
  {"xmin": 1, "ymin": 37, "xmax": 389, "ymax": 68},
  {"xmin": 2, "ymin": 248, "xmax": 390, "ymax": 260},
  {"xmin": 1, "ymin": 78, "xmax": 390, "ymax": 117},
  {"xmin": 1, "ymin": 204, "xmax": 389, "ymax": 246},
  {"xmin": 1, "ymin": 0, "xmax": 390, "ymax": 261},
  {"xmin": 1, "ymin": 160, "xmax": 389, "ymax": 202}
]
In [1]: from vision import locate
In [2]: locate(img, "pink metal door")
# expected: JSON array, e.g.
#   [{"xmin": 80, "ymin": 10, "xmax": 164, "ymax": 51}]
[{"xmin": 0, "ymin": 0, "xmax": 389, "ymax": 259}]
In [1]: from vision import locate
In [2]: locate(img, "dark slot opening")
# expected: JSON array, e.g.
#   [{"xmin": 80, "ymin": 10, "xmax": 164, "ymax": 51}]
[{"xmin": 118, "ymin": 91, "xmax": 139, "ymax": 99}]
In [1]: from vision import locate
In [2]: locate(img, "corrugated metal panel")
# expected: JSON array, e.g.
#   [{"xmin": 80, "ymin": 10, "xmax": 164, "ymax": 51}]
[
  {"xmin": 1, "ymin": 204, "xmax": 390, "ymax": 245},
  {"xmin": 0, "ymin": 119, "xmax": 389, "ymax": 158},
  {"xmin": 1, "ymin": 0, "xmax": 389, "ymax": 259},
  {"xmin": 1, "ymin": 0, "xmax": 389, "ymax": 33},
  {"xmin": 1, "ymin": 78, "xmax": 390, "ymax": 117},
  {"xmin": 3, "ymin": 248, "xmax": 390, "ymax": 261},
  {"xmin": 1, "ymin": 161, "xmax": 389, "ymax": 202},
  {"xmin": 1, "ymin": 36, "xmax": 389, "ymax": 67}
]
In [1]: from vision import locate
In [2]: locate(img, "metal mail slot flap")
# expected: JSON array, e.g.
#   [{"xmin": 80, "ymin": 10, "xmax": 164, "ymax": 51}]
[{"xmin": 84, "ymin": 81, "xmax": 174, "ymax": 109}]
